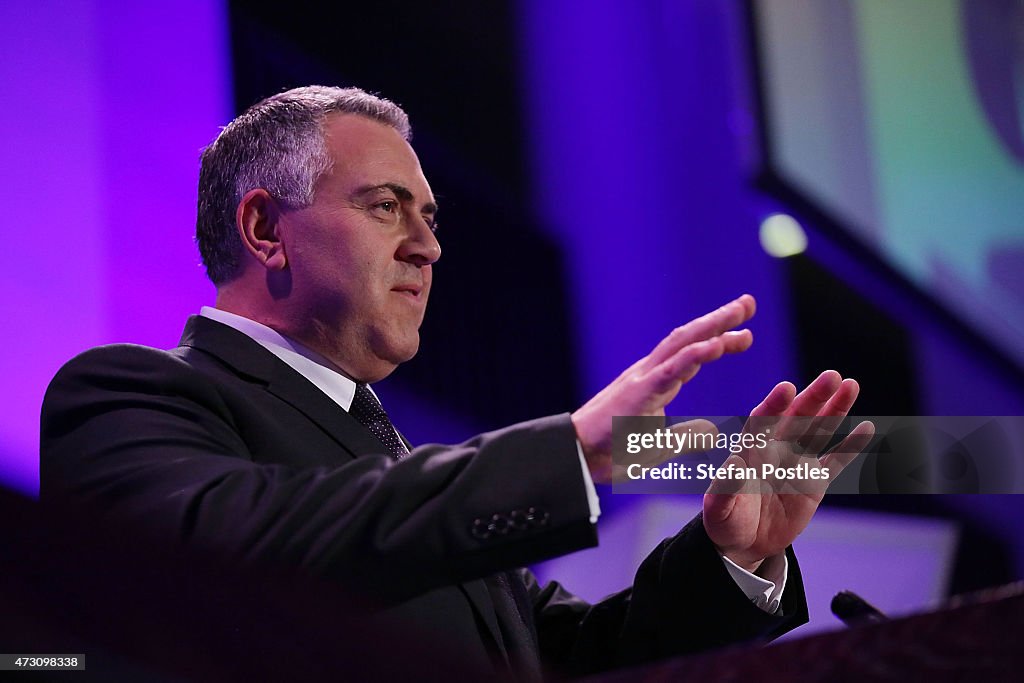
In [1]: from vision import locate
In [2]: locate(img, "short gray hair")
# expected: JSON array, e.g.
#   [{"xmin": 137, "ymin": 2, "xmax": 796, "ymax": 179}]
[{"xmin": 196, "ymin": 85, "xmax": 412, "ymax": 284}]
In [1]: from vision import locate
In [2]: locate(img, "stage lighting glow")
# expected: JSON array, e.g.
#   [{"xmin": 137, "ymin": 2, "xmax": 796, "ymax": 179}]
[{"xmin": 759, "ymin": 213, "xmax": 808, "ymax": 257}]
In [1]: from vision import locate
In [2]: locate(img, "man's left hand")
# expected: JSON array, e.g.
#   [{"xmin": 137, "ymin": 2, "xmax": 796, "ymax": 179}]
[{"xmin": 703, "ymin": 371, "xmax": 875, "ymax": 573}]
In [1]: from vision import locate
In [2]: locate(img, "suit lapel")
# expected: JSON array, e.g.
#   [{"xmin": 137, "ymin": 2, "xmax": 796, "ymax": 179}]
[
  {"xmin": 178, "ymin": 315, "xmax": 384, "ymax": 459},
  {"xmin": 263, "ymin": 362, "xmax": 388, "ymax": 458}
]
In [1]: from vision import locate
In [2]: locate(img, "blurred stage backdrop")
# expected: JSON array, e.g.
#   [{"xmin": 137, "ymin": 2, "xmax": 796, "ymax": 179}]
[{"xmin": 3, "ymin": 0, "xmax": 1023, "ymax": 635}]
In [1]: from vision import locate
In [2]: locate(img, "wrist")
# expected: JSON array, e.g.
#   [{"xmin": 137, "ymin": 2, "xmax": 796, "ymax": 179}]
[
  {"xmin": 570, "ymin": 410, "xmax": 610, "ymax": 482},
  {"xmin": 726, "ymin": 554, "xmax": 764, "ymax": 574}
]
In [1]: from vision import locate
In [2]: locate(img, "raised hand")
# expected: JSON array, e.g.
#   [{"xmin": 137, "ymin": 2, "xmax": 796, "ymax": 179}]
[
  {"xmin": 703, "ymin": 371, "xmax": 875, "ymax": 572},
  {"xmin": 571, "ymin": 295, "xmax": 756, "ymax": 483}
]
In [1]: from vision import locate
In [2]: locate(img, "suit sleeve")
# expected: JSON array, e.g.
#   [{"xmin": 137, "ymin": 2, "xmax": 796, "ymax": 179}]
[
  {"xmin": 40, "ymin": 345, "xmax": 598, "ymax": 606},
  {"xmin": 523, "ymin": 515, "xmax": 809, "ymax": 677}
]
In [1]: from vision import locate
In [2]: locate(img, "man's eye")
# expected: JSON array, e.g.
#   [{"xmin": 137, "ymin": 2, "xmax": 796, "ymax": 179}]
[{"xmin": 369, "ymin": 200, "xmax": 401, "ymax": 223}]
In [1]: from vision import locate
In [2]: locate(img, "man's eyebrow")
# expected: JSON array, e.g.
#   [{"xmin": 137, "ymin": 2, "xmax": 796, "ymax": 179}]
[{"xmin": 354, "ymin": 183, "xmax": 438, "ymax": 214}]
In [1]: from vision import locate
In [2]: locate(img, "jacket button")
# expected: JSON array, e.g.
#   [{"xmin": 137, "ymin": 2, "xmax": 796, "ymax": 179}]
[
  {"xmin": 525, "ymin": 507, "xmax": 550, "ymax": 528},
  {"xmin": 490, "ymin": 513, "xmax": 511, "ymax": 535},
  {"xmin": 471, "ymin": 518, "xmax": 490, "ymax": 539},
  {"xmin": 509, "ymin": 509, "xmax": 529, "ymax": 531}
]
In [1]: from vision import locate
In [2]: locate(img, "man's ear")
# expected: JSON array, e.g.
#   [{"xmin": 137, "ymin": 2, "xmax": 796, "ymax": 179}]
[{"xmin": 236, "ymin": 189, "xmax": 288, "ymax": 271}]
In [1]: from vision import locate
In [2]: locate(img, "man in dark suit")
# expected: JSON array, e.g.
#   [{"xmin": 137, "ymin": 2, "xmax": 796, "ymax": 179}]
[{"xmin": 41, "ymin": 86, "xmax": 872, "ymax": 679}]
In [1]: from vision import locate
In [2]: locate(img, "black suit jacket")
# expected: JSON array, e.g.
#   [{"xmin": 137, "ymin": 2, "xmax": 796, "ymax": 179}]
[{"xmin": 40, "ymin": 315, "xmax": 808, "ymax": 678}]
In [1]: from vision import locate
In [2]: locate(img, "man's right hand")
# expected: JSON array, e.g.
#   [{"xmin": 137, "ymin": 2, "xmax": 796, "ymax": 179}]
[{"xmin": 571, "ymin": 295, "xmax": 757, "ymax": 483}]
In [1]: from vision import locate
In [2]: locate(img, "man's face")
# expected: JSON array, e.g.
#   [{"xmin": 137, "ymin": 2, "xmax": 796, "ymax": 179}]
[{"xmin": 278, "ymin": 113, "xmax": 440, "ymax": 382}]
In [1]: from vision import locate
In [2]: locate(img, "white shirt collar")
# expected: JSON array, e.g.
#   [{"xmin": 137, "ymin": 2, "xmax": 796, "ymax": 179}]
[{"xmin": 199, "ymin": 306, "xmax": 359, "ymax": 411}]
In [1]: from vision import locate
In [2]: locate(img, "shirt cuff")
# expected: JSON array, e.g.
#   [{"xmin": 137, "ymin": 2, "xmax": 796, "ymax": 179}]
[
  {"xmin": 575, "ymin": 439, "xmax": 601, "ymax": 524},
  {"xmin": 721, "ymin": 552, "xmax": 789, "ymax": 614}
]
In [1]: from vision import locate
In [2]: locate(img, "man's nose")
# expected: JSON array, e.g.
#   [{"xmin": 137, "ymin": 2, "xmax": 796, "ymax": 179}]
[{"xmin": 399, "ymin": 214, "xmax": 441, "ymax": 266}]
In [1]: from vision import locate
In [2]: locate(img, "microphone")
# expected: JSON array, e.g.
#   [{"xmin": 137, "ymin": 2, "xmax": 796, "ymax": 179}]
[{"xmin": 831, "ymin": 590, "xmax": 887, "ymax": 626}]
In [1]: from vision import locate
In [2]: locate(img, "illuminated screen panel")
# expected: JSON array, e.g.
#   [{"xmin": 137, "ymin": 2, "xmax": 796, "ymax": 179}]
[{"xmin": 754, "ymin": 0, "xmax": 1024, "ymax": 366}]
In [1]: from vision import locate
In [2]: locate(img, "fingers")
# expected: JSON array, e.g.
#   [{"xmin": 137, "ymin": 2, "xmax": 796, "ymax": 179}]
[
  {"xmin": 750, "ymin": 381, "xmax": 797, "ymax": 417},
  {"xmin": 820, "ymin": 420, "xmax": 875, "ymax": 476},
  {"xmin": 820, "ymin": 378, "xmax": 860, "ymax": 417},
  {"xmin": 645, "ymin": 328, "xmax": 753, "ymax": 395},
  {"xmin": 642, "ymin": 295, "xmax": 756, "ymax": 372},
  {"xmin": 572, "ymin": 299, "xmax": 757, "ymax": 467},
  {"xmin": 772, "ymin": 370, "xmax": 842, "ymax": 442},
  {"xmin": 720, "ymin": 329, "xmax": 755, "ymax": 354},
  {"xmin": 788, "ymin": 370, "xmax": 843, "ymax": 417},
  {"xmin": 645, "ymin": 338, "xmax": 722, "ymax": 394},
  {"xmin": 801, "ymin": 378, "xmax": 860, "ymax": 453},
  {"xmin": 743, "ymin": 381, "xmax": 796, "ymax": 438},
  {"xmin": 746, "ymin": 372, "xmax": 863, "ymax": 458}
]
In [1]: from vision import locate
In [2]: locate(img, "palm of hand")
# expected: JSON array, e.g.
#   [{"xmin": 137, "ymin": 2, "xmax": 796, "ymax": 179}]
[{"xmin": 703, "ymin": 372, "xmax": 874, "ymax": 572}]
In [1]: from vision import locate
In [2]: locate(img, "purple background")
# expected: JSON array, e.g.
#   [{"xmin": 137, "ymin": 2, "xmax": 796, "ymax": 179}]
[{"xmin": 1, "ymin": 0, "xmax": 225, "ymax": 493}]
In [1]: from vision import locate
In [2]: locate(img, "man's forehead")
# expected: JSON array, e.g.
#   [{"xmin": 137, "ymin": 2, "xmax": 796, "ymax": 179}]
[
  {"xmin": 321, "ymin": 114, "xmax": 434, "ymax": 202},
  {"xmin": 322, "ymin": 112, "xmax": 407, "ymax": 148}
]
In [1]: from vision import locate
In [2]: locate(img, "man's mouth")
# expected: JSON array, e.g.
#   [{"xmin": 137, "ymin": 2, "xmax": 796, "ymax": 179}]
[{"xmin": 392, "ymin": 285, "xmax": 423, "ymax": 299}]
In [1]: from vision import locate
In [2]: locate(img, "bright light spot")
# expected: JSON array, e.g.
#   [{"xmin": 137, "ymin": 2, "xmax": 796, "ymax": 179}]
[{"xmin": 759, "ymin": 213, "xmax": 807, "ymax": 257}]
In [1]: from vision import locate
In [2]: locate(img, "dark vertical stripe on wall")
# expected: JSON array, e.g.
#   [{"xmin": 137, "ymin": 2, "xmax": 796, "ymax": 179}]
[{"xmin": 787, "ymin": 255, "xmax": 918, "ymax": 416}]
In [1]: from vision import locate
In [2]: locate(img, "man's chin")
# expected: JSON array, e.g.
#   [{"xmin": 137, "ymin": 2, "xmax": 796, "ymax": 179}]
[
  {"xmin": 393, "ymin": 337, "xmax": 420, "ymax": 365},
  {"xmin": 365, "ymin": 337, "xmax": 419, "ymax": 382}
]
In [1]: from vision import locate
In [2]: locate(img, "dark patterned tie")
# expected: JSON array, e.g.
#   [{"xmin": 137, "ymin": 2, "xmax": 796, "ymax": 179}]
[{"xmin": 349, "ymin": 383, "xmax": 409, "ymax": 459}]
